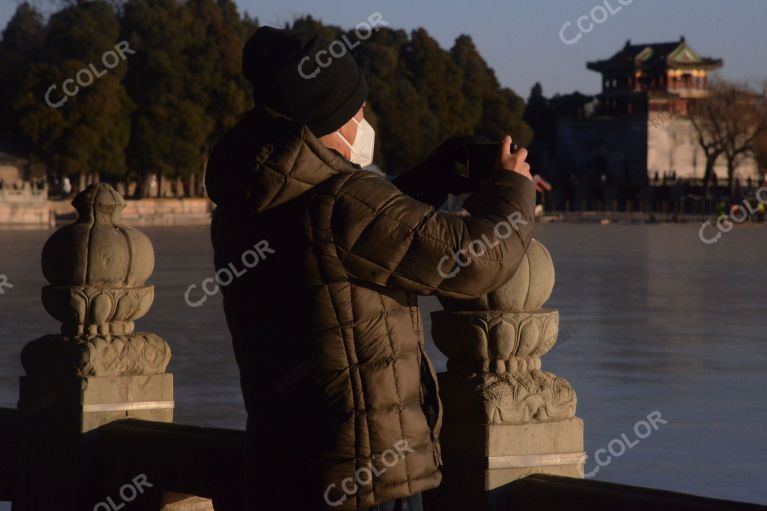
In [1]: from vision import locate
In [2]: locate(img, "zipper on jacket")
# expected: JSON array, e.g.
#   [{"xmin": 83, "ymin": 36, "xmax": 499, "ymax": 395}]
[{"xmin": 430, "ymin": 429, "xmax": 443, "ymax": 467}]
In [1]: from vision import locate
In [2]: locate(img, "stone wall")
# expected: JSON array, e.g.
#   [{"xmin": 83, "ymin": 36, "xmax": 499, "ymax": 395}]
[
  {"xmin": 555, "ymin": 114, "xmax": 760, "ymax": 186},
  {"xmin": 647, "ymin": 113, "xmax": 759, "ymax": 180},
  {"xmin": 0, "ymin": 198, "xmax": 214, "ymax": 228},
  {"xmin": 556, "ymin": 117, "xmax": 649, "ymax": 188},
  {"xmin": 0, "ymin": 201, "xmax": 54, "ymax": 227},
  {"xmin": 101, "ymin": 198, "xmax": 212, "ymax": 226}
]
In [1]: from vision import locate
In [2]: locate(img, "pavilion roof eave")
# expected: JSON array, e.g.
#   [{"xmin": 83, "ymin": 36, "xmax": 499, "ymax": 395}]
[
  {"xmin": 588, "ymin": 59, "xmax": 723, "ymax": 74},
  {"xmin": 586, "ymin": 61, "xmax": 613, "ymax": 73},
  {"xmin": 668, "ymin": 59, "xmax": 723, "ymax": 70}
]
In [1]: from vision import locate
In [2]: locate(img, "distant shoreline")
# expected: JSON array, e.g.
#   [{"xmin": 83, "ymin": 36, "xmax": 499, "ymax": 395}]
[
  {"xmin": 538, "ymin": 212, "xmax": 765, "ymax": 225},
  {"xmin": 0, "ymin": 198, "xmax": 212, "ymax": 228},
  {"xmin": 1, "ymin": 201, "xmax": 763, "ymax": 229}
]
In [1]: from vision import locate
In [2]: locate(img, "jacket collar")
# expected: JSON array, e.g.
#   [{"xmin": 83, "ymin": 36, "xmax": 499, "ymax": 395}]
[{"xmin": 206, "ymin": 105, "xmax": 359, "ymax": 212}]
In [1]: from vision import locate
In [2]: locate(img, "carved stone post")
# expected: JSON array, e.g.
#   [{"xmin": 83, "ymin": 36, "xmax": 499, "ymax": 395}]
[
  {"xmin": 16, "ymin": 184, "xmax": 173, "ymax": 509},
  {"xmin": 431, "ymin": 239, "xmax": 584, "ymax": 505}
]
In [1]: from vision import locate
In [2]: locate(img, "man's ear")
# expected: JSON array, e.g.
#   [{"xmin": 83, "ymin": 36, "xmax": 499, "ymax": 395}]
[
  {"xmin": 318, "ymin": 126, "xmax": 351, "ymax": 160},
  {"xmin": 338, "ymin": 116, "xmax": 359, "ymax": 146}
]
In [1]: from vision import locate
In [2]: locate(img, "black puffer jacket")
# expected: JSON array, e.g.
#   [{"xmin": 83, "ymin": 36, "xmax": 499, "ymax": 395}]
[{"xmin": 206, "ymin": 106, "xmax": 536, "ymax": 510}]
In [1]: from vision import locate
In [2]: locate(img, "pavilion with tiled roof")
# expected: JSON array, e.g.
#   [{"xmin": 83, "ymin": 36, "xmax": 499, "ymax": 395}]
[{"xmin": 586, "ymin": 36, "xmax": 723, "ymax": 116}]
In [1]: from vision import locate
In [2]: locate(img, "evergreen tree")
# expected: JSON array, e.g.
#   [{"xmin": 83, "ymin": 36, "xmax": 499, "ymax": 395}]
[
  {"xmin": 121, "ymin": 0, "xmax": 253, "ymax": 196},
  {"xmin": 185, "ymin": 0, "xmax": 252, "ymax": 154},
  {"xmin": 450, "ymin": 35, "xmax": 492, "ymax": 133},
  {"xmin": 12, "ymin": 0, "xmax": 133, "ymax": 188},
  {"xmin": 451, "ymin": 34, "xmax": 532, "ymax": 147},
  {"xmin": 356, "ymin": 26, "xmax": 437, "ymax": 174},
  {"xmin": 121, "ymin": 0, "xmax": 209, "ymax": 196},
  {"xmin": 0, "ymin": 2, "xmax": 46, "ymax": 146},
  {"xmin": 524, "ymin": 82, "xmax": 554, "ymax": 143},
  {"xmin": 1, "ymin": 5, "xmax": 534, "ymax": 185},
  {"xmin": 402, "ymin": 29, "xmax": 470, "ymax": 148}
]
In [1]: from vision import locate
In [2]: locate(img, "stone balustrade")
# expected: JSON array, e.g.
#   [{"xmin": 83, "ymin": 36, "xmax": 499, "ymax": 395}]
[
  {"xmin": 13, "ymin": 184, "xmax": 205, "ymax": 511},
  {"xmin": 4, "ymin": 184, "xmax": 582, "ymax": 511},
  {"xmin": 429, "ymin": 238, "xmax": 584, "ymax": 506},
  {"xmin": 0, "ymin": 187, "xmax": 48, "ymax": 203}
]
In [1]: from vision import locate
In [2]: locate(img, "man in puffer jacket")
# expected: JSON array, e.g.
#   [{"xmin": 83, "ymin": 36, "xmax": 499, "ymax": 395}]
[{"xmin": 205, "ymin": 26, "xmax": 536, "ymax": 511}]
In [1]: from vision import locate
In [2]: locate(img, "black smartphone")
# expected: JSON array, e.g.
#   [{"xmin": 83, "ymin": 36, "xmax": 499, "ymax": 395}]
[{"xmin": 464, "ymin": 141, "xmax": 520, "ymax": 182}]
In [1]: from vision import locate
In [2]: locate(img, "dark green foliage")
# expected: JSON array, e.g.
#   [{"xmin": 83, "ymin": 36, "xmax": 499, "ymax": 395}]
[
  {"xmin": 524, "ymin": 82, "xmax": 555, "ymax": 144},
  {"xmin": 1, "ymin": 2, "xmax": 531, "ymax": 184},
  {"xmin": 0, "ymin": 2, "xmax": 46, "ymax": 143},
  {"xmin": 335, "ymin": 21, "xmax": 532, "ymax": 174},
  {"xmin": 9, "ymin": 1, "xmax": 133, "ymax": 180}
]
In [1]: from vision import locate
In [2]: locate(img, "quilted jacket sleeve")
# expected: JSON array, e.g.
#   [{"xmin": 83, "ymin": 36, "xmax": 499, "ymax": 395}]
[{"xmin": 325, "ymin": 169, "xmax": 536, "ymax": 299}]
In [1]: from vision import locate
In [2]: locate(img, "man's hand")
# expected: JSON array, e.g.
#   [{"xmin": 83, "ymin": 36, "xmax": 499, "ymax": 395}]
[
  {"xmin": 431, "ymin": 135, "xmax": 488, "ymax": 163},
  {"xmin": 497, "ymin": 135, "xmax": 532, "ymax": 181},
  {"xmin": 533, "ymin": 174, "xmax": 553, "ymax": 193},
  {"xmin": 393, "ymin": 136, "xmax": 480, "ymax": 206},
  {"xmin": 424, "ymin": 135, "xmax": 486, "ymax": 195}
]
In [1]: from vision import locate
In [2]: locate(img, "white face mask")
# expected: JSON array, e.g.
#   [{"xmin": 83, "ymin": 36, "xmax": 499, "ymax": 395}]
[{"xmin": 336, "ymin": 117, "xmax": 375, "ymax": 168}]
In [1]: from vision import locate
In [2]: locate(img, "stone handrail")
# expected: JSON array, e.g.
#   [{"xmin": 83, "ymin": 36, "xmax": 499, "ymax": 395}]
[
  {"xmin": 0, "ymin": 188, "xmax": 48, "ymax": 202},
  {"xmin": 428, "ymin": 237, "xmax": 584, "ymax": 506},
  {"xmin": 5, "ymin": 184, "xmax": 584, "ymax": 510},
  {"xmin": 11, "ymin": 184, "xmax": 185, "ymax": 510}
]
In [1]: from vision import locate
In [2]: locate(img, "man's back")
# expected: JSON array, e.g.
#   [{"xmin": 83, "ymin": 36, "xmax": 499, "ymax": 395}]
[
  {"xmin": 207, "ymin": 106, "xmax": 535, "ymax": 510},
  {"xmin": 208, "ymin": 107, "xmax": 446, "ymax": 509}
]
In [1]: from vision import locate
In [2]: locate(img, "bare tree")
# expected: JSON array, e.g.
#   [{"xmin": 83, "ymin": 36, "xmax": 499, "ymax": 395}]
[
  {"xmin": 688, "ymin": 80, "xmax": 767, "ymax": 198},
  {"xmin": 688, "ymin": 91, "xmax": 725, "ymax": 197},
  {"xmin": 756, "ymin": 130, "xmax": 767, "ymax": 182},
  {"xmin": 718, "ymin": 82, "xmax": 767, "ymax": 195}
]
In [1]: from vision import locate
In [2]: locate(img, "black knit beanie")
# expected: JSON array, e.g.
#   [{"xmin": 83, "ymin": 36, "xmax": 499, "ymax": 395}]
[{"xmin": 242, "ymin": 26, "xmax": 369, "ymax": 137}]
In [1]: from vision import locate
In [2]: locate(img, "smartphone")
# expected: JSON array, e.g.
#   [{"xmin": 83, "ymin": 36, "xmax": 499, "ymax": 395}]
[{"xmin": 464, "ymin": 141, "xmax": 520, "ymax": 182}]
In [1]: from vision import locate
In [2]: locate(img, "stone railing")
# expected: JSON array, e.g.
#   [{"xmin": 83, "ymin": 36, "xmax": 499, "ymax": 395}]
[
  {"xmin": 0, "ymin": 187, "xmax": 53, "ymax": 227},
  {"xmin": 10, "ymin": 184, "xmax": 203, "ymax": 510},
  {"xmin": 427, "ymin": 238, "xmax": 584, "ymax": 507},
  {"xmin": 0, "ymin": 183, "xmax": 582, "ymax": 511},
  {"xmin": 0, "ymin": 187, "xmax": 48, "ymax": 203}
]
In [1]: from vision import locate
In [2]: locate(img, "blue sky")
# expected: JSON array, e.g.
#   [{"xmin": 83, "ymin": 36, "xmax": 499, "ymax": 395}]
[{"xmin": 4, "ymin": 0, "xmax": 767, "ymax": 98}]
